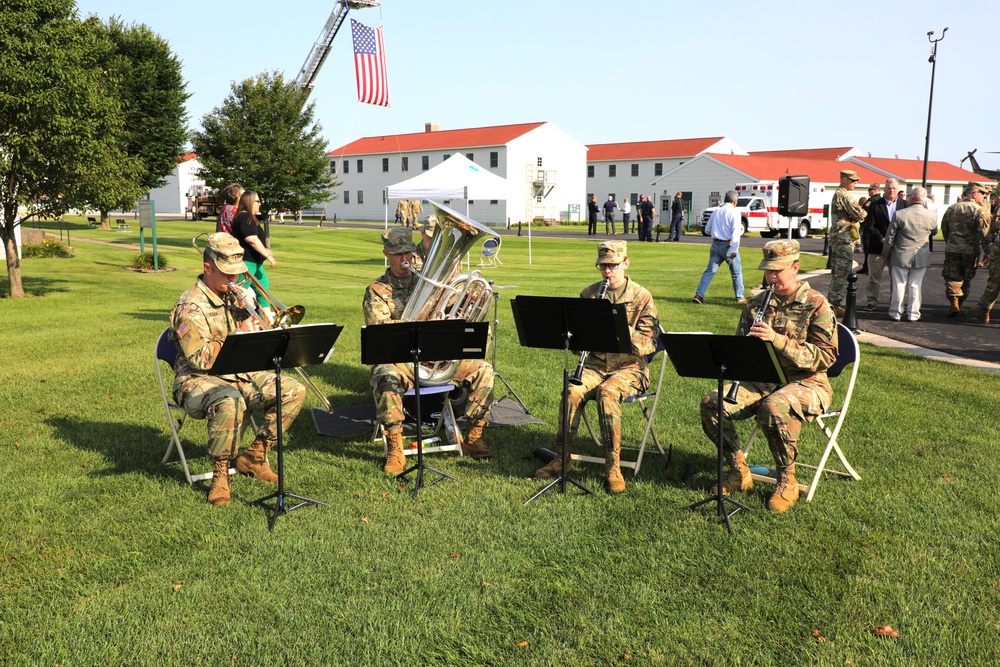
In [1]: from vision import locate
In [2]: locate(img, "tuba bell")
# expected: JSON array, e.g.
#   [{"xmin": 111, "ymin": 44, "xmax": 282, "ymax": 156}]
[{"xmin": 400, "ymin": 201, "xmax": 498, "ymax": 383}]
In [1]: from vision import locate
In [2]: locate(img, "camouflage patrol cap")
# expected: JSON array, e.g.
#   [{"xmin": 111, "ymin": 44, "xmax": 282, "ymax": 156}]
[
  {"xmin": 382, "ymin": 227, "xmax": 416, "ymax": 254},
  {"xmin": 967, "ymin": 182, "xmax": 989, "ymax": 195},
  {"xmin": 206, "ymin": 232, "xmax": 248, "ymax": 275},
  {"xmin": 596, "ymin": 240, "xmax": 627, "ymax": 265},
  {"xmin": 759, "ymin": 239, "xmax": 800, "ymax": 270},
  {"xmin": 840, "ymin": 170, "xmax": 860, "ymax": 182},
  {"xmin": 421, "ymin": 215, "xmax": 438, "ymax": 237}
]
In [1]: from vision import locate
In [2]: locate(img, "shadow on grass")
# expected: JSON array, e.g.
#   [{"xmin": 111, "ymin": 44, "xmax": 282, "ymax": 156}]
[
  {"xmin": 126, "ymin": 309, "xmax": 174, "ymax": 322},
  {"xmin": 8, "ymin": 276, "xmax": 71, "ymax": 297},
  {"xmin": 45, "ymin": 415, "xmax": 175, "ymax": 482}
]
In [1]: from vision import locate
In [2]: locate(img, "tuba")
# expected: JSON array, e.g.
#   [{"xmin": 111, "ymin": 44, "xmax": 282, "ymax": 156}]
[{"xmin": 401, "ymin": 201, "xmax": 498, "ymax": 383}]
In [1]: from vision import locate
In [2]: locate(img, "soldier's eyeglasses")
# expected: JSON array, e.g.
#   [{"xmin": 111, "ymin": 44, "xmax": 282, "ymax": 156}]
[{"xmin": 597, "ymin": 262, "xmax": 621, "ymax": 271}]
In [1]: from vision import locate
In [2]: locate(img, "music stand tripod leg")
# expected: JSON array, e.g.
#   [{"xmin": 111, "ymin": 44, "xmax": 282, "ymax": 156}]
[
  {"xmin": 490, "ymin": 288, "xmax": 531, "ymax": 415},
  {"xmin": 252, "ymin": 354, "xmax": 328, "ymax": 532},
  {"xmin": 685, "ymin": 368, "xmax": 750, "ymax": 535},
  {"xmin": 395, "ymin": 345, "xmax": 456, "ymax": 499},
  {"xmin": 525, "ymin": 368, "xmax": 594, "ymax": 505}
]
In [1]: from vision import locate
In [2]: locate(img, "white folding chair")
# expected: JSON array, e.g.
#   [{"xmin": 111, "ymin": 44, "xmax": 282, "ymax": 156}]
[
  {"xmin": 574, "ymin": 328, "xmax": 670, "ymax": 475},
  {"xmin": 372, "ymin": 382, "xmax": 466, "ymax": 458},
  {"xmin": 743, "ymin": 322, "xmax": 861, "ymax": 501},
  {"xmin": 478, "ymin": 237, "xmax": 502, "ymax": 267},
  {"xmin": 155, "ymin": 327, "xmax": 248, "ymax": 485}
]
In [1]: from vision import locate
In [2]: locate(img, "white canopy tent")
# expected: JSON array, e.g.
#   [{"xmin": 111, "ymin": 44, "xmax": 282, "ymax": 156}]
[{"xmin": 385, "ymin": 153, "xmax": 535, "ymax": 263}]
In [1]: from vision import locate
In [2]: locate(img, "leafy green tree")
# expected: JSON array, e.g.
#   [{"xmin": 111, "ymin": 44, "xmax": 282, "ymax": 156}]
[
  {"xmin": 0, "ymin": 0, "xmax": 135, "ymax": 298},
  {"xmin": 82, "ymin": 16, "xmax": 189, "ymax": 229},
  {"xmin": 192, "ymin": 71, "xmax": 336, "ymax": 217}
]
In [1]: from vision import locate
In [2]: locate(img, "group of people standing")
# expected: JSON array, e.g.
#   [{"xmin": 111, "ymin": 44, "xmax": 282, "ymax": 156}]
[
  {"xmin": 826, "ymin": 171, "xmax": 996, "ymax": 324},
  {"xmin": 587, "ymin": 193, "xmax": 661, "ymax": 241}
]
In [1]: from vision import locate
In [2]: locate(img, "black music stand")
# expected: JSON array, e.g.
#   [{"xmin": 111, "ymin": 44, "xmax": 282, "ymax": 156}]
[
  {"xmin": 361, "ymin": 320, "xmax": 489, "ymax": 499},
  {"xmin": 662, "ymin": 333, "xmax": 785, "ymax": 535},
  {"xmin": 511, "ymin": 295, "xmax": 630, "ymax": 504},
  {"xmin": 210, "ymin": 323, "xmax": 342, "ymax": 531}
]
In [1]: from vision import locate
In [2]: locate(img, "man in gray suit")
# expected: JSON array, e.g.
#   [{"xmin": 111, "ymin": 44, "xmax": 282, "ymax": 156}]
[{"xmin": 882, "ymin": 186, "xmax": 940, "ymax": 322}]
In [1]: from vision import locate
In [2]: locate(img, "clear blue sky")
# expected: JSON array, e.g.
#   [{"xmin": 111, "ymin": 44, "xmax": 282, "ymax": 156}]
[{"xmin": 75, "ymin": 0, "xmax": 1000, "ymax": 170}]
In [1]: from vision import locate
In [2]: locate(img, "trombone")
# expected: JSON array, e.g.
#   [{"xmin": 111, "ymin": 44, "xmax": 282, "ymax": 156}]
[{"xmin": 191, "ymin": 233, "xmax": 334, "ymax": 412}]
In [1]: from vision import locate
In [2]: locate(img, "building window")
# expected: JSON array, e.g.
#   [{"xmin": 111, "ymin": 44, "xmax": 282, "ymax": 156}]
[
  {"xmin": 356, "ymin": 159, "xmax": 363, "ymax": 173},
  {"xmin": 357, "ymin": 190, "xmax": 364, "ymax": 204},
  {"xmin": 383, "ymin": 190, "xmax": 387, "ymax": 203},
  {"xmin": 587, "ymin": 165, "xmax": 595, "ymax": 178},
  {"xmin": 343, "ymin": 190, "xmax": 350, "ymax": 204},
  {"xmin": 490, "ymin": 200, "xmax": 498, "ymax": 205},
  {"xmin": 630, "ymin": 192, "xmax": 638, "ymax": 205},
  {"xmin": 469, "ymin": 200, "xmax": 475, "ymax": 205},
  {"xmin": 608, "ymin": 193, "xmax": 616, "ymax": 200},
  {"xmin": 490, "ymin": 151, "xmax": 498, "ymax": 168},
  {"xmin": 609, "ymin": 165, "xmax": 616, "ymax": 178},
  {"xmin": 343, "ymin": 160, "xmax": 349, "ymax": 174},
  {"xmin": 654, "ymin": 163, "xmax": 663, "ymax": 176},
  {"xmin": 631, "ymin": 164, "xmax": 639, "ymax": 177},
  {"xmin": 421, "ymin": 155, "xmax": 429, "ymax": 171},
  {"xmin": 466, "ymin": 153, "xmax": 474, "ymax": 162},
  {"xmin": 401, "ymin": 156, "xmax": 409, "ymax": 172},
  {"xmin": 536, "ymin": 194, "xmax": 543, "ymax": 203},
  {"xmin": 382, "ymin": 157, "xmax": 389, "ymax": 172},
  {"xmin": 537, "ymin": 157, "xmax": 543, "ymax": 167},
  {"xmin": 443, "ymin": 154, "xmax": 450, "ymax": 161}
]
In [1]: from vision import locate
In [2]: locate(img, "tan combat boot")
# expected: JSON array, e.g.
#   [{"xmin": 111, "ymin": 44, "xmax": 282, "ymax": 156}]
[
  {"xmin": 972, "ymin": 307, "xmax": 990, "ymax": 323},
  {"xmin": 235, "ymin": 438, "xmax": 278, "ymax": 484},
  {"xmin": 383, "ymin": 427, "xmax": 407, "ymax": 475},
  {"xmin": 832, "ymin": 304, "xmax": 845, "ymax": 318},
  {"xmin": 207, "ymin": 458, "xmax": 231, "ymax": 506},
  {"xmin": 768, "ymin": 464, "xmax": 800, "ymax": 512},
  {"xmin": 711, "ymin": 450, "xmax": 753, "ymax": 496},
  {"xmin": 605, "ymin": 444, "xmax": 626, "ymax": 494},
  {"xmin": 462, "ymin": 418, "xmax": 493, "ymax": 459},
  {"xmin": 948, "ymin": 297, "xmax": 961, "ymax": 317},
  {"xmin": 535, "ymin": 440, "xmax": 572, "ymax": 480}
]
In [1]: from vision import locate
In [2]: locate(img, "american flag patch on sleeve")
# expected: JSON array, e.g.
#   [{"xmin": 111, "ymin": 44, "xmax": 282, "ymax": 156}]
[{"xmin": 177, "ymin": 323, "xmax": 190, "ymax": 338}]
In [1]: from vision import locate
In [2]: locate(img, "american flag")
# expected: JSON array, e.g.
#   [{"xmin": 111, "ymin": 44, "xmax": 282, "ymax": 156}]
[{"xmin": 351, "ymin": 19, "xmax": 389, "ymax": 107}]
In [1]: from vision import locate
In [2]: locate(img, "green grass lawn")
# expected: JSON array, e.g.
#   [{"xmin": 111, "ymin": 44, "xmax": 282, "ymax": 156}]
[{"xmin": 2, "ymin": 218, "xmax": 998, "ymax": 666}]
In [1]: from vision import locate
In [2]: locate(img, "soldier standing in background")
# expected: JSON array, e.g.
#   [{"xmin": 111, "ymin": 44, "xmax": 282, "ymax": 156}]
[
  {"xmin": 409, "ymin": 199, "xmax": 424, "ymax": 229},
  {"xmin": 941, "ymin": 183, "xmax": 992, "ymax": 316},
  {"xmin": 826, "ymin": 170, "xmax": 867, "ymax": 317}
]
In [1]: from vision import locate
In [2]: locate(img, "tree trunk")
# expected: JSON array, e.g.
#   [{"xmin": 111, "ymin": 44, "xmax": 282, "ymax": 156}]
[
  {"xmin": 1, "ymin": 224, "xmax": 25, "ymax": 298},
  {"xmin": 100, "ymin": 210, "xmax": 111, "ymax": 231}
]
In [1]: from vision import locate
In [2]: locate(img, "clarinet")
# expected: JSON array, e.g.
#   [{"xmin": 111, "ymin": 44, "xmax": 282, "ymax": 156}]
[
  {"xmin": 569, "ymin": 278, "xmax": 611, "ymax": 386},
  {"xmin": 723, "ymin": 283, "xmax": 775, "ymax": 404}
]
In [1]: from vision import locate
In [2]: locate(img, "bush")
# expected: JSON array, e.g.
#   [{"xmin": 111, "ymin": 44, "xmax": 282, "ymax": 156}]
[
  {"xmin": 130, "ymin": 252, "xmax": 168, "ymax": 270},
  {"xmin": 22, "ymin": 239, "xmax": 71, "ymax": 258}
]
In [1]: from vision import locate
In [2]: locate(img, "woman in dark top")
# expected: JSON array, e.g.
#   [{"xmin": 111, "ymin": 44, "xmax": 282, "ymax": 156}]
[{"xmin": 231, "ymin": 190, "xmax": 276, "ymax": 309}]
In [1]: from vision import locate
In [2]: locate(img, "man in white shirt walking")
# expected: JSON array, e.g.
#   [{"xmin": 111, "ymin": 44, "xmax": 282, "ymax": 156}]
[{"xmin": 692, "ymin": 190, "xmax": 746, "ymax": 304}]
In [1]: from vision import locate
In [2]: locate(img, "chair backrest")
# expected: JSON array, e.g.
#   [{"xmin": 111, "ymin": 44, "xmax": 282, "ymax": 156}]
[
  {"xmin": 483, "ymin": 238, "xmax": 499, "ymax": 252},
  {"xmin": 828, "ymin": 323, "xmax": 858, "ymax": 379},
  {"xmin": 156, "ymin": 327, "xmax": 177, "ymax": 366},
  {"xmin": 645, "ymin": 326, "xmax": 666, "ymax": 364}
]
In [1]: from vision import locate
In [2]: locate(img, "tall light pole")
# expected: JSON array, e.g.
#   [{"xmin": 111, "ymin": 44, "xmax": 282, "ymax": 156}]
[{"xmin": 922, "ymin": 27, "xmax": 948, "ymax": 188}]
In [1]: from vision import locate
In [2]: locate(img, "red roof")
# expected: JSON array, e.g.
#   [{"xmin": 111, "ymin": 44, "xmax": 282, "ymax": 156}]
[
  {"xmin": 179, "ymin": 152, "xmax": 198, "ymax": 163},
  {"xmin": 706, "ymin": 154, "xmax": 885, "ymax": 184},
  {"xmin": 329, "ymin": 122, "xmax": 546, "ymax": 156},
  {"xmin": 587, "ymin": 137, "xmax": 726, "ymax": 161},
  {"xmin": 848, "ymin": 157, "xmax": 994, "ymax": 184},
  {"xmin": 751, "ymin": 147, "xmax": 855, "ymax": 161}
]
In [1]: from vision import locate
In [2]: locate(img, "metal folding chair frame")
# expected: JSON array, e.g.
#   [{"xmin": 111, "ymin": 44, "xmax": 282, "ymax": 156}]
[{"xmin": 372, "ymin": 383, "xmax": 466, "ymax": 458}]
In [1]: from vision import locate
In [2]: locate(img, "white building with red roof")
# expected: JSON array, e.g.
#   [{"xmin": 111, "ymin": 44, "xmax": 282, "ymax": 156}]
[
  {"xmin": 585, "ymin": 137, "xmax": 746, "ymax": 218},
  {"xmin": 325, "ymin": 121, "xmax": 586, "ymax": 226},
  {"xmin": 147, "ymin": 153, "xmax": 206, "ymax": 216}
]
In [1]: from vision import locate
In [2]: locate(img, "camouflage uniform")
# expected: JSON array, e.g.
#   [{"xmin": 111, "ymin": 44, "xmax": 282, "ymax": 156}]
[
  {"xmin": 170, "ymin": 279, "xmax": 306, "ymax": 459},
  {"xmin": 700, "ymin": 280, "xmax": 838, "ymax": 466},
  {"xmin": 941, "ymin": 198, "xmax": 992, "ymax": 304},
  {"xmin": 408, "ymin": 200, "xmax": 424, "ymax": 228},
  {"xmin": 827, "ymin": 186, "xmax": 867, "ymax": 306},
  {"xmin": 363, "ymin": 269, "xmax": 494, "ymax": 429},
  {"xmin": 562, "ymin": 277, "xmax": 659, "ymax": 452},
  {"xmin": 974, "ymin": 221, "xmax": 1000, "ymax": 315}
]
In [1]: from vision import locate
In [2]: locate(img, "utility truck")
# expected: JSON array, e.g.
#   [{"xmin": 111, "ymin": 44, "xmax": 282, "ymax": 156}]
[{"xmin": 699, "ymin": 181, "xmax": 832, "ymax": 238}]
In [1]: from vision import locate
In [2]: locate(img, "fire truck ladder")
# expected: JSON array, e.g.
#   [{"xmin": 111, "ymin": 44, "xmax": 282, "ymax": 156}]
[{"xmin": 294, "ymin": 0, "xmax": 380, "ymax": 102}]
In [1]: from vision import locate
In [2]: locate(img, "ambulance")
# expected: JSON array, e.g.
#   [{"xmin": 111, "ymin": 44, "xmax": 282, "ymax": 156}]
[{"xmin": 699, "ymin": 181, "xmax": 832, "ymax": 238}]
